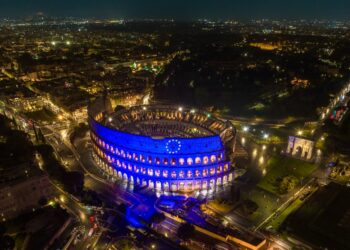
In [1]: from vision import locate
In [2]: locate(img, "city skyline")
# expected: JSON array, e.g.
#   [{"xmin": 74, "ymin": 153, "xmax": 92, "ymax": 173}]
[
  {"xmin": 0, "ymin": 2, "xmax": 350, "ymax": 249},
  {"xmin": 0, "ymin": 0, "xmax": 350, "ymax": 20}
]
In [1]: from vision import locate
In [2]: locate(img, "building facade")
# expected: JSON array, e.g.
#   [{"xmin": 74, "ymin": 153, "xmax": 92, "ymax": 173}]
[
  {"xmin": 0, "ymin": 173, "xmax": 54, "ymax": 221},
  {"xmin": 88, "ymin": 97, "xmax": 236, "ymax": 193}
]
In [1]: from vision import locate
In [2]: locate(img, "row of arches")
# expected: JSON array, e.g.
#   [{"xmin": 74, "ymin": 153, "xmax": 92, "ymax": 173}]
[
  {"xmin": 91, "ymin": 132, "xmax": 224, "ymax": 166},
  {"xmin": 93, "ymin": 148, "xmax": 230, "ymax": 179},
  {"xmin": 93, "ymin": 153, "xmax": 233, "ymax": 192}
]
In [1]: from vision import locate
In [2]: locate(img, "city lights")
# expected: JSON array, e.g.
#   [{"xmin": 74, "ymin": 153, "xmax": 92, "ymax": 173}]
[{"xmin": 2, "ymin": 9, "xmax": 350, "ymax": 250}]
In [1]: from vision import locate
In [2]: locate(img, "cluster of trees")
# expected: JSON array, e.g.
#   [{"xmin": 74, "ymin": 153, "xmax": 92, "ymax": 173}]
[
  {"xmin": 177, "ymin": 222, "xmax": 195, "ymax": 241},
  {"xmin": 80, "ymin": 190, "xmax": 103, "ymax": 207},
  {"xmin": 242, "ymin": 199, "xmax": 259, "ymax": 215},
  {"xmin": 278, "ymin": 175, "xmax": 298, "ymax": 194},
  {"xmin": 153, "ymin": 33, "xmax": 349, "ymax": 119},
  {"xmin": 69, "ymin": 123, "xmax": 89, "ymax": 143},
  {"xmin": 35, "ymin": 144, "xmax": 84, "ymax": 194},
  {"xmin": 0, "ymin": 115, "xmax": 34, "ymax": 166},
  {"xmin": 150, "ymin": 212, "xmax": 166, "ymax": 225},
  {"xmin": 0, "ymin": 224, "xmax": 14, "ymax": 250}
]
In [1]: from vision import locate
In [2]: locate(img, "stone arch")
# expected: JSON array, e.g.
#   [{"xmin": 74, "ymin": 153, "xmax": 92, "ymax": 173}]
[
  {"xmin": 149, "ymin": 179, "xmax": 154, "ymax": 189},
  {"xmin": 163, "ymin": 182, "xmax": 169, "ymax": 191},
  {"xmin": 123, "ymin": 173, "xmax": 128, "ymax": 181},
  {"xmin": 171, "ymin": 182, "xmax": 177, "ymax": 192},
  {"xmin": 223, "ymin": 175, "xmax": 228, "ymax": 184}
]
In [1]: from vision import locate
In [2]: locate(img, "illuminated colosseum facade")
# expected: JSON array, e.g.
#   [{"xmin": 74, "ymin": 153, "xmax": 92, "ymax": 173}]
[{"xmin": 88, "ymin": 96, "xmax": 236, "ymax": 193}]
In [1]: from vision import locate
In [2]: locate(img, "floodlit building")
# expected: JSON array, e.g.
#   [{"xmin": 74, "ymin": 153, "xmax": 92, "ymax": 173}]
[{"xmin": 88, "ymin": 96, "xmax": 236, "ymax": 194}]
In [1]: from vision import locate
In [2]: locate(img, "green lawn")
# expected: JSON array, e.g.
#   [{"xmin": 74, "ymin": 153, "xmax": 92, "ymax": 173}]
[
  {"xmin": 268, "ymin": 198, "xmax": 303, "ymax": 230},
  {"xmin": 257, "ymin": 155, "xmax": 316, "ymax": 195}
]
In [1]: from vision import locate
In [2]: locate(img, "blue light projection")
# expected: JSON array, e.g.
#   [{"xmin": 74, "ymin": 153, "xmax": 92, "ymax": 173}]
[
  {"xmin": 89, "ymin": 109, "xmax": 234, "ymax": 193},
  {"xmin": 90, "ymin": 118, "xmax": 224, "ymax": 155}
]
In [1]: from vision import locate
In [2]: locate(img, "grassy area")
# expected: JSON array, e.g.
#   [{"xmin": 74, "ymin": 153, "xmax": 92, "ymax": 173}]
[
  {"xmin": 207, "ymin": 199, "xmax": 234, "ymax": 214},
  {"xmin": 257, "ymin": 155, "xmax": 316, "ymax": 195},
  {"xmin": 283, "ymin": 182, "xmax": 350, "ymax": 249},
  {"xmin": 239, "ymin": 188, "xmax": 279, "ymax": 225},
  {"xmin": 268, "ymin": 198, "xmax": 303, "ymax": 231},
  {"xmin": 24, "ymin": 108, "xmax": 57, "ymax": 122}
]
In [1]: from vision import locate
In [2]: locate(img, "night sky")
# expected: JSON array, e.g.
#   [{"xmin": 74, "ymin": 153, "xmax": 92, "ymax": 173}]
[{"xmin": 0, "ymin": 0, "xmax": 349, "ymax": 20}]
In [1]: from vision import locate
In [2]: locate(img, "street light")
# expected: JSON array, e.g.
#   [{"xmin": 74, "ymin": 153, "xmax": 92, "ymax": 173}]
[
  {"xmin": 259, "ymin": 156, "xmax": 264, "ymax": 165},
  {"xmin": 252, "ymin": 149, "xmax": 257, "ymax": 158},
  {"xmin": 80, "ymin": 211, "xmax": 86, "ymax": 222},
  {"xmin": 243, "ymin": 126, "xmax": 249, "ymax": 132},
  {"xmin": 297, "ymin": 130, "xmax": 303, "ymax": 136},
  {"xmin": 60, "ymin": 195, "xmax": 66, "ymax": 203},
  {"xmin": 263, "ymin": 133, "xmax": 269, "ymax": 139}
]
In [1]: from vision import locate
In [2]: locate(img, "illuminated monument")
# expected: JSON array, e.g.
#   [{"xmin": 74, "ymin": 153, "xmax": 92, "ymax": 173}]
[
  {"xmin": 286, "ymin": 136, "xmax": 314, "ymax": 161},
  {"xmin": 88, "ymin": 96, "xmax": 236, "ymax": 193}
]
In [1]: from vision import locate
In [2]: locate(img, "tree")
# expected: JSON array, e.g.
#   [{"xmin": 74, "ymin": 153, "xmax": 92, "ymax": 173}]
[
  {"xmin": 38, "ymin": 196, "xmax": 48, "ymax": 206},
  {"xmin": 117, "ymin": 203, "xmax": 128, "ymax": 214},
  {"xmin": 242, "ymin": 199, "xmax": 258, "ymax": 215},
  {"xmin": 0, "ymin": 115, "xmax": 11, "ymax": 134},
  {"xmin": 63, "ymin": 171, "xmax": 84, "ymax": 194},
  {"xmin": 177, "ymin": 222, "xmax": 195, "ymax": 241},
  {"xmin": 231, "ymin": 185, "xmax": 241, "ymax": 202},
  {"xmin": 150, "ymin": 212, "xmax": 166, "ymax": 225},
  {"xmin": 0, "ymin": 235, "xmax": 15, "ymax": 250},
  {"xmin": 279, "ymin": 175, "xmax": 298, "ymax": 194},
  {"xmin": 0, "ymin": 223, "xmax": 6, "ymax": 237}
]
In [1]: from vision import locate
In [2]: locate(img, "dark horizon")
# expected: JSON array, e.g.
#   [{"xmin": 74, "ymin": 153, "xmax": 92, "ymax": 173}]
[{"xmin": 0, "ymin": 0, "xmax": 349, "ymax": 20}]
